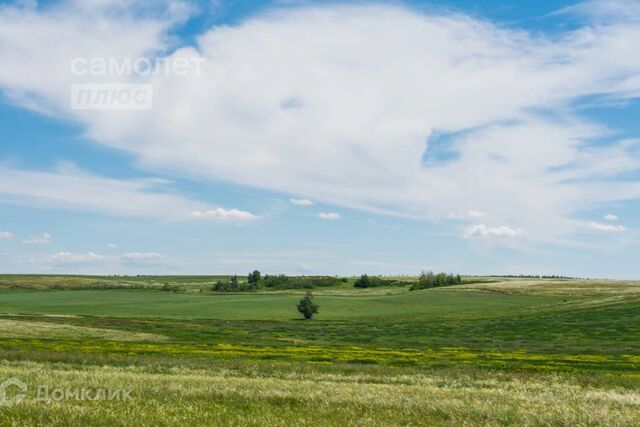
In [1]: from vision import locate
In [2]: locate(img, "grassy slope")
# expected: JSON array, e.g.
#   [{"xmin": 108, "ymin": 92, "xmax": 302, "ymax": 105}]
[{"xmin": 0, "ymin": 277, "xmax": 638, "ymax": 425}]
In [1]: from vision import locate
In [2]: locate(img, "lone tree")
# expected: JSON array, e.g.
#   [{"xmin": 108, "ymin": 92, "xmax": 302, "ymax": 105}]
[
  {"xmin": 229, "ymin": 275, "xmax": 239, "ymax": 291},
  {"xmin": 247, "ymin": 270, "xmax": 261, "ymax": 287},
  {"xmin": 297, "ymin": 291, "xmax": 319, "ymax": 320},
  {"xmin": 354, "ymin": 274, "xmax": 371, "ymax": 288}
]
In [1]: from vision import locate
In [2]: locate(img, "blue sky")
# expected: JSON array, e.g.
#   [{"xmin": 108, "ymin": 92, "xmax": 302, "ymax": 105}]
[{"xmin": 1, "ymin": 0, "xmax": 639, "ymax": 277}]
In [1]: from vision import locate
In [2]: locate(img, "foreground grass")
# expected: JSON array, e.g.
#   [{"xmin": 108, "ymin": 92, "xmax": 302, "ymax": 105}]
[{"xmin": 1, "ymin": 361, "xmax": 639, "ymax": 426}]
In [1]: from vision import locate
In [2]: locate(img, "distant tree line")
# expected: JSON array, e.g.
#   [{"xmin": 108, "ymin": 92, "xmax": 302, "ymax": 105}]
[
  {"xmin": 409, "ymin": 271, "xmax": 462, "ymax": 291},
  {"xmin": 210, "ymin": 270, "xmax": 472, "ymax": 293},
  {"xmin": 212, "ymin": 274, "xmax": 265, "ymax": 292},
  {"xmin": 480, "ymin": 274, "xmax": 578, "ymax": 279},
  {"xmin": 353, "ymin": 274, "xmax": 405, "ymax": 288},
  {"xmin": 211, "ymin": 271, "xmax": 346, "ymax": 292},
  {"xmin": 47, "ymin": 283, "xmax": 152, "ymax": 291},
  {"xmin": 263, "ymin": 274, "xmax": 346, "ymax": 289}
]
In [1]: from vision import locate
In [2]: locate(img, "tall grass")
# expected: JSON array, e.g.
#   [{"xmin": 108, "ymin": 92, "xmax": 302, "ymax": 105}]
[{"xmin": 0, "ymin": 361, "xmax": 638, "ymax": 426}]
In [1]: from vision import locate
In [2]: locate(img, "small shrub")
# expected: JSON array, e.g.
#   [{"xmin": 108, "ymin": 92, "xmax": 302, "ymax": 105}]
[
  {"xmin": 297, "ymin": 291, "xmax": 319, "ymax": 320},
  {"xmin": 354, "ymin": 274, "xmax": 371, "ymax": 288}
]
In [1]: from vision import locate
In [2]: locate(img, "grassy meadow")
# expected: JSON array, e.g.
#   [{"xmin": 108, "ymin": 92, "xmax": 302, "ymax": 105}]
[{"xmin": 0, "ymin": 275, "xmax": 638, "ymax": 425}]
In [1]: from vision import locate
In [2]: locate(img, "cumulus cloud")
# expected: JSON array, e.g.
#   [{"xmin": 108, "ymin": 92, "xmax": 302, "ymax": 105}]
[
  {"xmin": 1, "ymin": 1, "xmax": 640, "ymax": 245},
  {"xmin": 318, "ymin": 212, "xmax": 341, "ymax": 220},
  {"xmin": 50, "ymin": 251, "xmax": 103, "ymax": 263},
  {"xmin": 464, "ymin": 224, "xmax": 523, "ymax": 238},
  {"xmin": 467, "ymin": 210, "xmax": 486, "ymax": 218},
  {"xmin": 122, "ymin": 252, "xmax": 165, "ymax": 261},
  {"xmin": 589, "ymin": 222, "xmax": 626, "ymax": 232},
  {"xmin": 0, "ymin": 231, "xmax": 14, "ymax": 239},
  {"xmin": 604, "ymin": 214, "xmax": 619, "ymax": 221},
  {"xmin": 290, "ymin": 198, "xmax": 314, "ymax": 206},
  {"xmin": 22, "ymin": 233, "xmax": 52, "ymax": 245},
  {"xmin": 189, "ymin": 208, "xmax": 258, "ymax": 221}
]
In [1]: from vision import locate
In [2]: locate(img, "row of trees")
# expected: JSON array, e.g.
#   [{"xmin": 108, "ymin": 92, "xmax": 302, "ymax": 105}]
[
  {"xmin": 354, "ymin": 272, "xmax": 463, "ymax": 290},
  {"xmin": 410, "ymin": 271, "xmax": 462, "ymax": 290},
  {"xmin": 213, "ymin": 271, "xmax": 346, "ymax": 292},
  {"xmin": 353, "ymin": 274, "xmax": 402, "ymax": 288},
  {"xmin": 212, "ymin": 270, "xmax": 464, "ymax": 292},
  {"xmin": 212, "ymin": 275, "xmax": 259, "ymax": 292},
  {"xmin": 263, "ymin": 274, "xmax": 346, "ymax": 289}
]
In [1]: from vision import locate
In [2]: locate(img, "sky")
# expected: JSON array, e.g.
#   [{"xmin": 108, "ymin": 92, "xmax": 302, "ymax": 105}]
[{"xmin": 0, "ymin": 0, "xmax": 639, "ymax": 277}]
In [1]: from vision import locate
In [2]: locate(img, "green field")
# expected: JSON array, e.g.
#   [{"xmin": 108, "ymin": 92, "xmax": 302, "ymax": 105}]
[
  {"xmin": 0, "ymin": 288, "xmax": 557, "ymax": 320},
  {"xmin": 0, "ymin": 276, "xmax": 638, "ymax": 425}
]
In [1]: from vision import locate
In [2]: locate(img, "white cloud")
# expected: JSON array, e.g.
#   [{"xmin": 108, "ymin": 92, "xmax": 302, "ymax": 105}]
[
  {"xmin": 558, "ymin": 0, "xmax": 640, "ymax": 23},
  {"xmin": 107, "ymin": 243, "xmax": 118, "ymax": 248},
  {"xmin": 0, "ymin": 163, "xmax": 252, "ymax": 222},
  {"xmin": 189, "ymin": 208, "xmax": 258, "ymax": 221},
  {"xmin": 0, "ymin": 2, "xmax": 640, "ymax": 245},
  {"xmin": 318, "ymin": 212, "xmax": 341, "ymax": 220},
  {"xmin": 45, "ymin": 250, "xmax": 168, "ymax": 267},
  {"xmin": 604, "ymin": 214, "xmax": 619, "ymax": 221},
  {"xmin": 464, "ymin": 224, "xmax": 523, "ymax": 238},
  {"xmin": 50, "ymin": 251, "xmax": 103, "ymax": 263},
  {"xmin": 22, "ymin": 233, "xmax": 52, "ymax": 245},
  {"xmin": 0, "ymin": 231, "xmax": 14, "ymax": 239},
  {"xmin": 467, "ymin": 210, "xmax": 486, "ymax": 218},
  {"xmin": 289, "ymin": 198, "xmax": 313, "ymax": 206},
  {"xmin": 349, "ymin": 260, "xmax": 426, "ymax": 270},
  {"xmin": 122, "ymin": 252, "xmax": 165, "ymax": 261},
  {"xmin": 589, "ymin": 222, "xmax": 626, "ymax": 232}
]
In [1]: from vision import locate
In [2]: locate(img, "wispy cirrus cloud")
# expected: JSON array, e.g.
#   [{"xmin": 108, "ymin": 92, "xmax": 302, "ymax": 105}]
[
  {"xmin": 48, "ymin": 251, "xmax": 166, "ymax": 266},
  {"xmin": 290, "ymin": 198, "xmax": 313, "ymax": 206},
  {"xmin": 189, "ymin": 208, "xmax": 258, "ymax": 222},
  {"xmin": 22, "ymin": 232, "xmax": 52, "ymax": 245},
  {"xmin": 589, "ymin": 222, "xmax": 626, "ymax": 232},
  {"xmin": 50, "ymin": 251, "xmax": 103, "ymax": 263},
  {"xmin": 122, "ymin": 252, "xmax": 165, "ymax": 261},
  {"xmin": 467, "ymin": 210, "xmax": 486, "ymax": 218},
  {"xmin": 0, "ymin": 163, "xmax": 256, "ymax": 222}
]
